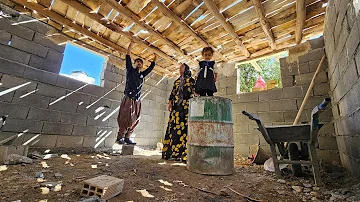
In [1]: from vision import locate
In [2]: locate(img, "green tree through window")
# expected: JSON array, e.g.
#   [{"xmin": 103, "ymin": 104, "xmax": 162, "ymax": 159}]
[{"xmin": 238, "ymin": 57, "xmax": 282, "ymax": 92}]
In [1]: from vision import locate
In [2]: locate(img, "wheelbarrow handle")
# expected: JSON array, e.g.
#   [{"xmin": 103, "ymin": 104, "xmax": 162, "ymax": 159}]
[
  {"xmin": 318, "ymin": 98, "xmax": 331, "ymax": 110},
  {"xmin": 242, "ymin": 111, "xmax": 260, "ymax": 121}
]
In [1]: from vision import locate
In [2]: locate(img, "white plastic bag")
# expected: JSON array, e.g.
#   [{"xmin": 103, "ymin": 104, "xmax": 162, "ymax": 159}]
[{"xmin": 264, "ymin": 157, "xmax": 288, "ymax": 172}]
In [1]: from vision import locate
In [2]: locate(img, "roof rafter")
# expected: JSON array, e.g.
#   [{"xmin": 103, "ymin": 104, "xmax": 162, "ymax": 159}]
[
  {"xmin": 11, "ymin": 0, "xmax": 167, "ymax": 74},
  {"xmin": 295, "ymin": 0, "xmax": 306, "ymax": 44},
  {"xmin": 56, "ymin": 0, "xmax": 178, "ymax": 65},
  {"xmin": 203, "ymin": 0, "xmax": 250, "ymax": 58},
  {"xmin": 101, "ymin": 0, "xmax": 195, "ymax": 64},
  {"xmin": 251, "ymin": 0, "xmax": 276, "ymax": 50},
  {"xmin": 151, "ymin": 0, "xmax": 228, "ymax": 62}
]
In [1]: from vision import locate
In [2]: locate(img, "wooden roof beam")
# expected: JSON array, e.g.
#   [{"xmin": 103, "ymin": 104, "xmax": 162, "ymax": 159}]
[
  {"xmin": 295, "ymin": 0, "xmax": 306, "ymax": 44},
  {"xmin": 151, "ymin": 0, "xmax": 228, "ymax": 62},
  {"xmin": 10, "ymin": 0, "xmax": 169, "ymax": 72},
  {"xmin": 251, "ymin": 0, "xmax": 276, "ymax": 50},
  {"xmin": 100, "ymin": 0, "xmax": 194, "ymax": 63},
  {"xmin": 56, "ymin": 0, "xmax": 178, "ymax": 65},
  {"xmin": 203, "ymin": 0, "xmax": 250, "ymax": 58}
]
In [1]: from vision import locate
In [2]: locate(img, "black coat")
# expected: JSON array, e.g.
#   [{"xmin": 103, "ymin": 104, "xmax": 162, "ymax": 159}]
[{"xmin": 195, "ymin": 61, "xmax": 217, "ymax": 93}]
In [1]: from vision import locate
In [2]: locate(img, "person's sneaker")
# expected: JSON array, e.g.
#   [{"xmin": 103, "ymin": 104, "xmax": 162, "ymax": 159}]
[
  {"xmin": 115, "ymin": 138, "xmax": 125, "ymax": 144},
  {"xmin": 124, "ymin": 138, "xmax": 136, "ymax": 145}
]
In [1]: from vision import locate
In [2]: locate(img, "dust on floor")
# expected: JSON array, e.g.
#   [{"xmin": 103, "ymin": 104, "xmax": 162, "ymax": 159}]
[{"xmin": 0, "ymin": 147, "xmax": 358, "ymax": 202}]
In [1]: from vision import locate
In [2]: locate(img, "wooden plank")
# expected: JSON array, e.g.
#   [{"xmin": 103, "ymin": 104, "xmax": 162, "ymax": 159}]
[
  {"xmin": 151, "ymin": 0, "xmax": 228, "ymax": 62},
  {"xmin": 101, "ymin": 0, "xmax": 195, "ymax": 63},
  {"xmin": 57, "ymin": 0, "xmax": 178, "ymax": 65},
  {"xmin": 252, "ymin": 0, "xmax": 276, "ymax": 50},
  {"xmin": 295, "ymin": 0, "xmax": 306, "ymax": 44},
  {"xmin": 203, "ymin": 0, "xmax": 250, "ymax": 57},
  {"xmin": 10, "ymin": 0, "xmax": 168, "ymax": 74}
]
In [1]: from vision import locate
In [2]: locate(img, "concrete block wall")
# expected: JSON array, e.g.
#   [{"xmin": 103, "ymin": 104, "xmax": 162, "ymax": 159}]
[
  {"xmin": 324, "ymin": 0, "xmax": 360, "ymax": 176},
  {"xmin": 0, "ymin": 6, "xmax": 169, "ymax": 149},
  {"xmin": 215, "ymin": 37, "xmax": 338, "ymax": 163}
]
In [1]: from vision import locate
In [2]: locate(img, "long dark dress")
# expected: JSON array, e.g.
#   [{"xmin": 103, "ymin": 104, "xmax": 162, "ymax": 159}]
[{"xmin": 162, "ymin": 76, "xmax": 195, "ymax": 161}]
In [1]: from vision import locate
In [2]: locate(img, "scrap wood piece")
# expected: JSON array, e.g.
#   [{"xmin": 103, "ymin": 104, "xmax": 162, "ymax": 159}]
[
  {"xmin": 136, "ymin": 189, "xmax": 154, "ymax": 198},
  {"xmin": 224, "ymin": 185, "xmax": 262, "ymax": 202},
  {"xmin": 173, "ymin": 180, "xmax": 221, "ymax": 196}
]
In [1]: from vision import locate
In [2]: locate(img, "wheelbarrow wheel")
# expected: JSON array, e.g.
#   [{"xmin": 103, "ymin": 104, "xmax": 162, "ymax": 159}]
[{"xmin": 289, "ymin": 143, "xmax": 303, "ymax": 177}]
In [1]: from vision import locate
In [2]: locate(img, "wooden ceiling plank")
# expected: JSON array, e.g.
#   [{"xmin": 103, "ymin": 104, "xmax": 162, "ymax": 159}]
[
  {"xmin": 252, "ymin": 0, "xmax": 276, "ymax": 50},
  {"xmin": 295, "ymin": 0, "xmax": 306, "ymax": 44},
  {"xmin": 203, "ymin": 0, "xmax": 250, "ymax": 57}
]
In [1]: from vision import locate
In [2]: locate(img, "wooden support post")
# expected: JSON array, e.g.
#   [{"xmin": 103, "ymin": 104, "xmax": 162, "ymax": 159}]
[{"xmin": 295, "ymin": 0, "xmax": 306, "ymax": 44}]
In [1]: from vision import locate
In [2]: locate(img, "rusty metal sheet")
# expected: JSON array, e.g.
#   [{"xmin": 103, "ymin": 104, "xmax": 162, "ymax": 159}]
[
  {"xmin": 187, "ymin": 145, "xmax": 234, "ymax": 175},
  {"xmin": 188, "ymin": 121, "xmax": 233, "ymax": 147}
]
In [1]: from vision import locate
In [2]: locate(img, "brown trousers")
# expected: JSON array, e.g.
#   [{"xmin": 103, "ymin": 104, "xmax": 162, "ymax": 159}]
[{"xmin": 117, "ymin": 95, "xmax": 141, "ymax": 139}]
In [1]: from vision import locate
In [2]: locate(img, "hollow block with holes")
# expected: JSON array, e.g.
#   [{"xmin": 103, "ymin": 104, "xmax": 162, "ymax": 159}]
[
  {"xmin": 121, "ymin": 145, "xmax": 134, "ymax": 155},
  {"xmin": 0, "ymin": 145, "xmax": 29, "ymax": 164},
  {"xmin": 80, "ymin": 175, "xmax": 124, "ymax": 200}
]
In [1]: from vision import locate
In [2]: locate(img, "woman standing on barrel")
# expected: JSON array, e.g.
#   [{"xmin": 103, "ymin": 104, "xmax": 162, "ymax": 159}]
[{"xmin": 162, "ymin": 63, "xmax": 195, "ymax": 162}]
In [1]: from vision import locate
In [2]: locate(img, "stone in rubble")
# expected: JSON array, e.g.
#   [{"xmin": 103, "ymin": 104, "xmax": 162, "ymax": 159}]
[
  {"xmin": 54, "ymin": 173, "xmax": 63, "ymax": 179},
  {"xmin": 35, "ymin": 172, "xmax": 44, "ymax": 179},
  {"xmin": 304, "ymin": 188, "xmax": 312, "ymax": 193},
  {"xmin": 303, "ymin": 183, "xmax": 313, "ymax": 188},
  {"xmin": 292, "ymin": 186, "xmax": 303, "ymax": 193},
  {"xmin": 78, "ymin": 196, "xmax": 105, "ymax": 202}
]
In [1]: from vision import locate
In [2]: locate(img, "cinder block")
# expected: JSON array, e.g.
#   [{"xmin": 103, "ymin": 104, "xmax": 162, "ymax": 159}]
[
  {"xmin": 101, "ymin": 70, "xmax": 123, "ymax": 83},
  {"xmin": 82, "ymin": 136, "xmax": 105, "ymax": 148},
  {"xmin": 28, "ymin": 55, "xmax": 61, "ymax": 74},
  {"xmin": 121, "ymin": 145, "xmax": 134, "ymax": 155},
  {"xmin": 33, "ymin": 32, "xmax": 65, "ymax": 53},
  {"xmin": 21, "ymin": 134, "xmax": 57, "ymax": 148},
  {"xmin": 12, "ymin": 90, "xmax": 50, "ymax": 108},
  {"xmin": 0, "ymin": 102, "xmax": 29, "ymax": 119},
  {"xmin": 298, "ymin": 48, "xmax": 325, "ymax": 63},
  {"xmin": 0, "ymin": 86, "xmax": 15, "ymax": 102},
  {"xmin": 10, "ymin": 35, "xmax": 48, "ymax": 57},
  {"xmin": 23, "ymin": 66, "xmax": 58, "ymax": 85},
  {"xmin": 0, "ymin": 145, "xmax": 28, "ymax": 164},
  {"xmin": 316, "ymin": 149, "xmax": 340, "ymax": 163},
  {"xmin": 246, "ymin": 101, "xmax": 269, "ymax": 113},
  {"xmin": 0, "ymin": 17, "xmax": 35, "ymax": 40},
  {"xmin": 48, "ymin": 99, "xmax": 78, "ymax": 113},
  {"xmin": 237, "ymin": 92, "xmax": 259, "ymax": 102},
  {"xmin": 81, "ymin": 84, "xmax": 105, "ymax": 97},
  {"xmin": 270, "ymin": 99, "xmax": 298, "ymax": 111},
  {"xmin": 46, "ymin": 49, "xmax": 63, "ymax": 64},
  {"xmin": 319, "ymin": 123, "xmax": 336, "ymax": 136},
  {"xmin": 27, "ymin": 107, "xmax": 61, "ymax": 122},
  {"xmin": 56, "ymin": 75, "xmax": 86, "ymax": 90},
  {"xmin": 233, "ymin": 124, "xmax": 249, "ymax": 133},
  {"xmin": 101, "ymin": 79, "xmax": 117, "ymax": 90},
  {"xmin": 258, "ymin": 89, "xmax": 283, "ymax": 101},
  {"xmin": 2, "ymin": 118, "xmax": 43, "ymax": 133},
  {"xmin": 346, "ymin": 18, "xmax": 360, "ymax": 60},
  {"xmin": 283, "ymin": 86, "xmax": 309, "ymax": 99},
  {"xmin": 226, "ymin": 86, "xmax": 237, "ymax": 95},
  {"xmin": 42, "ymin": 122, "xmax": 73, "ymax": 135},
  {"xmin": 0, "ymin": 44, "xmax": 31, "ymax": 65},
  {"xmin": 86, "ymin": 114, "xmax": 109, "ymax": 127},
  {"xmin": 0, "ymin": 58, "xmax": 26, "ymax": 77},
  {"xmin": 72, "ymin": 125, "xmax": 97, "ymax": 136},
  {"xmin": 310, "ymin": 37, "xmax": 325, "ymax": 49},
  {"xmin": 295, "ymin": 71, "xmax": 328, "ymax": 86},
  {"xmin": 104, "ymin": 137, "xmax": 117, "ymax": 148},
  {"xmin": 355, "ymin": 46, "xmax": 360, "ymax": 76},
  {"xmin": 107, "ymin": 118, "xmax": 118, "ymax": 127},
  {"xmin": 313, "ymin": 83, "xmax": 330, "ymax": 96},
  {"xmin": 0, "ymin": 74, "xmax": 37, "ymax": 92},
  {"xmin": 56, "ymin": 135, "xmax": 84, "ymax": 147},
  {"xmin": 104, "ymin": 90, "xmax": 122, "ymax": 101},
  {"xmin": 0, "ymin": 30, "xmax": 11, "ymax": 45},
  {"xmin": 281, "ymin": 76, "xmax": 294, "ymax": 87},
  {"xmin": 17, "ymin": 15, "xmax": 54, "ymax": 34},
  {"xmin": 309, "ymin": 59, "xmax": 328, "ymax": 72},
  {"xmin": 36, "ymin": 83, "xmax": 66, "ymax": 98},
  {"xmin": 81, "ymin": 175, "xmax": 124, "ymax": 200},
  {"xmin": 65, "ymin": 92, "xmax": 92, "ymax": 105},
  {"xmin": 318, "ymin": 136, "xmax": 338, "ymax": 150},
  {"xmin": 258, "ymin": 112, "xmax": 284, "ymax": 122},
  {"xmin": 60, "ymin": 112, "xmax": 87, "ymax": 125},
  {"xmin": 336, "ymin": 60, "xmax": 358, "ymax": 100}
]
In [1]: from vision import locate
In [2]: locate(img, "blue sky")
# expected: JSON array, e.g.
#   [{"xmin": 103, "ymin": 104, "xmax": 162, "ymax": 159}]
[{"xmin": 60, "ymin": 43, "xmax": 106, "ymax": 85}]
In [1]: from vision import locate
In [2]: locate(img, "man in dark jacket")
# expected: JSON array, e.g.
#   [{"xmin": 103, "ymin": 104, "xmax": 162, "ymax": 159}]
[{"xmin": 116, "ymin": 41, "xmax": 157, "ymax": 145}]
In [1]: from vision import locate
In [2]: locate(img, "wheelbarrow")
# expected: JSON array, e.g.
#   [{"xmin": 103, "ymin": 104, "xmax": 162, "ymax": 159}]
[{"xmin": 242, "ymin": 98, "xmax": 331, "ymax": 186}]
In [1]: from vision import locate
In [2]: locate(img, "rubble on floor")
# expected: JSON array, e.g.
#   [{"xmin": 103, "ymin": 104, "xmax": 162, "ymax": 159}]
[{"xmin": 0, "ymin": 147, "xmax": 358, "ymax": 202}]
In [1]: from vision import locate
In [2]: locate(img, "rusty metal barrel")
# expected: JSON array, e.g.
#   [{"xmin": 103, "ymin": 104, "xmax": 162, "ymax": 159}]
[{"xmin": 187, "ymin": 96, "xmax": 234, "ymax": 175}]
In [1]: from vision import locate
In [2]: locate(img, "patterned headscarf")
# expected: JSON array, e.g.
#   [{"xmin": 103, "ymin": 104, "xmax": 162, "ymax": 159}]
[{"xmin": 176, "ymin": 63, "xmax": 191, "ymax": 105}]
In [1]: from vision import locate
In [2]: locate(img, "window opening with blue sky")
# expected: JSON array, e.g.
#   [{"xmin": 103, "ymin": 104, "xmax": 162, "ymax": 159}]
[{"xmin": 60, "ymin": 43, "xmax": 107, "ymax": 86}]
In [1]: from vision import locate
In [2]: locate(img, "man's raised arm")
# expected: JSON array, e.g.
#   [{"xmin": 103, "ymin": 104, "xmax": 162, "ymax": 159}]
[
  {"xmin": 142, "ymin": 54, "xmax": 157, "ymax": 76},
  {"xmin": 126, "ymin": 41, "xmax": 133, "ymax": 70}
]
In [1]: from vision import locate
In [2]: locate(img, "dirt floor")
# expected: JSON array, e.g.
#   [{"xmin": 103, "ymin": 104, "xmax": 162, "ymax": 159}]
[{"xmin": 0, "ymin": 146, "xmax": 359, "ymax": 202}]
